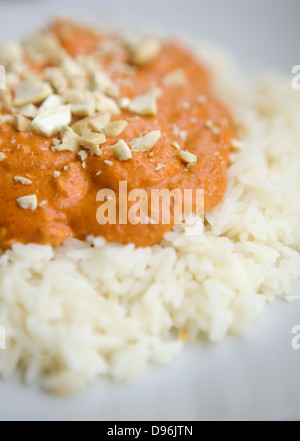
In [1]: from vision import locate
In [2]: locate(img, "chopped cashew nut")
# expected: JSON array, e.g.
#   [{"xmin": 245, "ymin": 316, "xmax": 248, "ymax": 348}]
[
  {"xmin": 13, "ymin": 80, "xmax": 52, "ymax": 107},
  {"xmin": 63, "ymin": 89, "xmax": 91, "ymax": 104},
  {"xmin": 1, "ymin": 90, "xmax": 12, "ymax": 111},
  {"xmin": 38, "ymin": 94, "xmax": 63, "ymax": 114},
  {"xmin": 131, "ymin": 37, "xmax": 161, "ymax": 66},
  {"xmin": 17, "ymin": 103, "xmax": 38, "ymax": 119},
  {"xmin": 102, "ymin": 120, "xmax": 128, "ymax": 137},
  {"xmin": 52, "ymin": 126, "xmax": 80, "ymax": 152},
  {"xmin": 80, "ymin": 132, "xmax": 106, "ymax": 156},
  {"xmin": 44, "ymin": 67, "xmax": 68, "ymax": 94},
  {"xmin": 53, "ymin": 171, "xmax": 61, "ymax": 178},
  {"xmin": 129, "ymin": 90, "xmax": 157, "ymax": 116},
  {"xmin": 72, "ymin": 113, "xmax": 111, "ymax": 136},
  {"xmin": 61, "ymin": 54, "xmax": 85, "ymax": 79},
  {"xmin": 130, "ymin": 130, "xmax": 161, "ymax": 152},
  {"xmin": 0, "ymin": 153, "xmax": 7, "ymax": 161},
  {"xmin": 0, "ymin": 41, "xmax": 23, "ymax": 67},
  {"xmin": 0, "ymin": 114, "xmax": 14, "ymax": 125},
  {"xmin": 162, "ymin": 68, "xmax": 187, "ymax": 87},
  {"xmin": 94, "ymin": 93, "xmax": 120, "ymax": 115},
  {"xmin": 25, "ymin": 32, "xmax": 62, "ymax": 64},
  {"xmin": 87, "ymin": 113, "xmax": 111, "ymax": 133},
  {"xmin": 179, "ymin": 150, "xmax": 197, "ymax": 165},
  {"xmin": 16, "ymin": 194, "xmax": 37, "ymax": 210},
  {"xmin": 14, "ymin": 176, "xmax": 32, "ymax": 185},
  {"xmin": 71, "ymin": 101, "xmax": 96, "ymax": 117},
  {"xmin": 111, "ymin": 139, "xmax": 132, "ymax": 161},
  {"xmin": 12, "ymin": 114, "xmax": 31, "ymax": 132},
  {"xmin": 171, "ymin": 141, "xmax": 181, "ymax": 151},
  {"xmin": 31, "ymin": 105, "xmax": 71, "ymax": 137},
  {"xmin": 93, "ymin": 72, "xmax": 119, "ymax": 97}
]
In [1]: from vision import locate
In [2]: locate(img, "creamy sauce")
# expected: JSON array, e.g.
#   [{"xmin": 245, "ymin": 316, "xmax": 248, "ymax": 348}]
[{"xmin": 0, "ymin": 21, "xmax": 237, "ymax": 249}]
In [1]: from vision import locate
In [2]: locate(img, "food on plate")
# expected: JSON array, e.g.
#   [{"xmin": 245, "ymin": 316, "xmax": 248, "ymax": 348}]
[{"xmin": 0, "ymin": 20, "xmax": 299, "ymax": 393}]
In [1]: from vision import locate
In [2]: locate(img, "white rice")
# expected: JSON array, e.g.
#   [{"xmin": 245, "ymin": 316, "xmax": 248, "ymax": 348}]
[{"xmin": 0, "ymin": 44, "xmax": 300, "ymax": 394}]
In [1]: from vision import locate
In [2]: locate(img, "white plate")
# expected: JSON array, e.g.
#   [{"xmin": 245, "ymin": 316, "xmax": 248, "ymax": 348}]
[{"xmin": 0, "ymin": 0, "xmax": 299, "ymax": 421}]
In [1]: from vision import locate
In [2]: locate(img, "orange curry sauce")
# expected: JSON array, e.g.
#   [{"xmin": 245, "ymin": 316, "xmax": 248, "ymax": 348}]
[{"xmin": 0, "ymin": 21, "xmax": 237, "ymax": 249}]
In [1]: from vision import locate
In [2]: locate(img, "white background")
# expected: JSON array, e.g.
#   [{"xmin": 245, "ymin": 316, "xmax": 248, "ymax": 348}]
[{"xmin": 0, "ymin": 0, "xmax": 299, "ymax": 421}]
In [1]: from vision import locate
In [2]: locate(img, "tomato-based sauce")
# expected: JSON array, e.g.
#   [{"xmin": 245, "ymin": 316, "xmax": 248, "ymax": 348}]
[{"xmin": 0, "ymin": 21, "xmax": 237, "ymax": 249}]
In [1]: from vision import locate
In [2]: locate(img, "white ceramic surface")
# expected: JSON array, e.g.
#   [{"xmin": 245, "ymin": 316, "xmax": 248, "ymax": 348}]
[{"xmin": 0, "ymin": 0, "xmax": 299, "ymax": 421}]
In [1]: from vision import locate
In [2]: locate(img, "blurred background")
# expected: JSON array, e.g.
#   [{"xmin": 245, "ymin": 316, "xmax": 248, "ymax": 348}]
[{"xmin": 0, "ymin": 0, "xmax": 299, "ymax": 73}]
